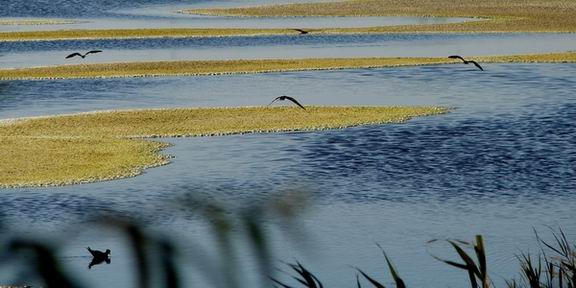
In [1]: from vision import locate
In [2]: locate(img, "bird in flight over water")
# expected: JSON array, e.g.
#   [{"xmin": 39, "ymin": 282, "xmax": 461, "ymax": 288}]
[
  {"xmin": 448, "ymin": 55, "xmax": 484, "ymax": 71},
  {"xmin": 268, "ymin": 95, "xmax": 306, "ymax": 110},
  {"xmin": 66, "ymin": 50, "xmax": 103, "ymax": 59},
  {"xmin": 293, "ymin": 29, "xmax": 309, "ymax": 35}
]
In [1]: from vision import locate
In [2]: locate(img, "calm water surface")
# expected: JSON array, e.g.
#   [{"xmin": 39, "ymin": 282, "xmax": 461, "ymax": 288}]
[
  {"xmin": 1, "ymin": 64, "xmax": 575, "ymax": 287},
  {"xmin": 1, "ymin": 0, "xmax": 575, "ymax": 287},
  {"xmin": 2, "ymin": 33, "xmax": 576, "ymax": 69}
]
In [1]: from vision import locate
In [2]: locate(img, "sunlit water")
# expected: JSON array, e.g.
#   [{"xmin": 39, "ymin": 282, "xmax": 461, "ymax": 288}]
[{"xmin": 1, "ymin": 64, "xmax": 575, "ymax": 287}]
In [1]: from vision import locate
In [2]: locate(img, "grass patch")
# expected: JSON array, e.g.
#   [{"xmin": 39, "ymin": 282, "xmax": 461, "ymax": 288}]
[
  {"xmin": 0, "ymin": 28, "xmax": 296, "ymax": 42},
  {"xmin": 0, "ymin": 106, "xmax": 447, "ymax": 188},
  {"xmin": 183, "ymin": 0, "xmax": 576, "ymax": 33},
  {"xmin": 1, "ymin": 53, "xmax": 575, "ymax": 80},
  {"xmin": 0, "ymin": 19, "xmax": 79, "ymax": 26}
]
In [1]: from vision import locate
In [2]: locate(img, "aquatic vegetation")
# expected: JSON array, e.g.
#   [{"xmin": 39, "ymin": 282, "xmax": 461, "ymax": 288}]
[
  {"xmin": 1, "ymin": 53, "xmax": 575, "ymax": 80},
  {"xmin": 0, "ymin": 28, "xmax": 295, "ymax": 42},
  {"xmin": 0, "ymin": 106, "xmax": 446, "ymax": 187},
  {"xmin": 0, "ymin": 57, "xmax": 452, "ymax": 80},
  {"xmin": 0, "ymin": 19, "xmax": 79, "ymax": 26},
  {"xmin": 183, "ymin": 0, "xmax": 576, "ymax": 33}
]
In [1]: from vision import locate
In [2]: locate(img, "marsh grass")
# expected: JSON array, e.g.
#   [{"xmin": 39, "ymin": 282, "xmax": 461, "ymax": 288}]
[
  {"xmin": 0, "ymin": 19, "xmax": 78, "ymax": 26},
  {"xmin": 0, "ymin": 28, "xmax": 295, "ymax": 42},
  {"xmin": 184, "ymin": 0, "xmax": 576, "ymax": 33},
  {"xmin": 0, "ymin": 57, "xmax": 451, "ymax": 80},
  {"xmin": 0, "ymin": 19, "xmax": 82, "ymax": 25},
  {"xmin": 0, "ymin": 106, "xmax": 446, "ymax": 187},
  {"xmin": 1, "ymin": 53, "xmax": 575, "ymax": 80}
]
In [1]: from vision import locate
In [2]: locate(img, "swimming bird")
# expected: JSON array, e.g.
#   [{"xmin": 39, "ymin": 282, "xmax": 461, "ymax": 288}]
[
  {"xmin": 268, "ymin": 95, "xmax": 306, "ymax": 110},
  {"xmin": 66, "ymin": 50, "xmax": 102, "ymax": 59},
  {"xmin": 87, "ymin": 247, "xmax": 111, "ymax": 269},
  {"xmin": 448, "ymin": 55, "xmax": 484, "ymax": 71},
  {"xmin": 293, "ymin": 29, "xmax": 309, "ymax": 35}
]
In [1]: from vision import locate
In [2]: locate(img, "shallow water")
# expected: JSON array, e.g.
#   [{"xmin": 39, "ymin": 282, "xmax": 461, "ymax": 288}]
[
  {"xmin": 2, "ymin": 33, "xmax": 576, "ymax": 69},
  {"xmin": 1, "ymin": 64, "xmax": 575, "ymax": 287}
]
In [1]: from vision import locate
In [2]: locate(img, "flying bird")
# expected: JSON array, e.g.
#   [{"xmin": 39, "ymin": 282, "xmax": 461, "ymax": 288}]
[
  {"xmin": 448, "ymin": 55, "xmax": 484, "ymax": 71},
  {"xmin": 87, "ymin": 247, "xmax": 111, "ymax": 269},
  {"xmin": 66, "ymin": 50, "xmax": 103, "ymax": 59},
  {"xmin": 293, "ymin": 29, "xmax": 309, "ymax": 35},
  {"xmin": 268, "ymin": 95, "xmax": 306, "ymax": 110}
]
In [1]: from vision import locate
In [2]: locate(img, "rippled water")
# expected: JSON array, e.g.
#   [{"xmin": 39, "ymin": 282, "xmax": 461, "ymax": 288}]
[
  {"xmin": 1, "ymin": 0, "xmax": 576, "ymax": 286},
  {"xmin": 1, "ymin": 64, "xmax": 575, "ymax": 287}
]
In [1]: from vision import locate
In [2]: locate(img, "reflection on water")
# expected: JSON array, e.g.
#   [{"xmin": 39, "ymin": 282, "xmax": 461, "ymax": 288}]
[
  {"xmin": 1, "ymin": 64, "xmax": 575, "ymax": 287},
  {"xmin": 2, "ymin": 33, "xmax": 576, "ymax": 69}
]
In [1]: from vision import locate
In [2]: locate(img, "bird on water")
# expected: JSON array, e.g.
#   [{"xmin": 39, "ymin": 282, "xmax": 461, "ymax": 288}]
[
  {"xmin": 268, "ymin": 95, "xmax": 307, "ymax": 110},
  {"xmin": 448, "ymin": 55, "xmax": 484, "ymax": 71},
  {"xmin": 87, "ymin": 247, "xmax": 111, "ymax": 269},
  {"xmin": 66, "ymin": 50, "xmax": 103, "ymax": 59}
]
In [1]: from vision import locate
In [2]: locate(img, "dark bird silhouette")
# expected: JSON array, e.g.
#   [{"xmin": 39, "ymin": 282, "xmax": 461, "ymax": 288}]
[
  {"xmin": 268, "ymin": 95, "xmax": 306, "ymax": 110},
  {"xmin": 293, "ymin": 29, "xmax": 309, "ymax": 35},
  {"xmin": 448, "ymin": 55, "xmax": 484, "ymax": 71},
  {"xmin": 66, "ymin": 50, "xmax": 102, "ymax": 59},
  {"xmin": 87, "ymin": 247, "xmax": 111, "ymax": 269}
]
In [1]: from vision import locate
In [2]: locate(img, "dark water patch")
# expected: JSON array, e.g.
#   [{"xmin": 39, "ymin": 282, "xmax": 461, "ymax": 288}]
[{"xmin": 296, "ymin": 105, "xmax": 576, "ymax": 203}]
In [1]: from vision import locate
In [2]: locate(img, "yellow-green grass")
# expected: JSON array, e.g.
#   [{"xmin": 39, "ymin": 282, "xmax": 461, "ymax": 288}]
[
  {"xmin": 1, "ymin": 53, "xmax": 575, "ymax": 80},
  {"xmin": 0, "ymin": 106, "xmax": 447, "ymax": 187},
  {"xmin": 183, "ymin": 0, "xmax": 576, "ymax": 33},
  {"xmin": 0, "ymin": 28, "xmax": 296, "ymax": 42},
  {"xmin": 0, "ymin": 19, "xmax": 79, "ymax": 26}
]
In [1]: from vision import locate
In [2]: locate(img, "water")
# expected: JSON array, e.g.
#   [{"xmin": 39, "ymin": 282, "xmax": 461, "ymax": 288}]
[
  {"xmin": 1, "ymin": 64, "xmax": 575, "ymax": 287},
  {"xmin": 1, "ymin": 0, "xmax": 576, "ymax": 287},
  {"xmin": 2, "ymin": 33, "xmax": 576, "ymax": 69}
]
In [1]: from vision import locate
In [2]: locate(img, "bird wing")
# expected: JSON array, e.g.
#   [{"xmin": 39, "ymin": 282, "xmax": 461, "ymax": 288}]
[
  {"xmin": 448, "ymin": 55, "xmax": 466, "ymax": 62},
  {"xmin": 86, "ymin": 50, "xmax": 103, "ymax": 55},
  {"xmin": 285, "ymin": 96, "xmax": 306, "ymax": 110},
  {"xmin": 267, "ymin": 97, "xmax": 281, "ymax": 106},
  {"xmin": 87, "ymin": 247, "xmax": 96, "ymax": 256},
  {"xmin": 469, "ymin": 60, "xmax": 484, "ymax": 71},
  {"xmin": 65, "ymin": 52, "xmax": 82, "ymax": 59}
]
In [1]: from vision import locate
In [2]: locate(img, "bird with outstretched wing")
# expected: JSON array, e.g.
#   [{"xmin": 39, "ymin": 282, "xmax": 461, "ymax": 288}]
[
  {"xmin": 268, "ymin": 95, "xmax": 306, "ymax": 110},
  {"xmin": 66, "ymin": 50, "xmax": 103, "ymax": 59},
  {"xmin": 448, "ymin": 55, "xmax": 484, "ymax": 71}
]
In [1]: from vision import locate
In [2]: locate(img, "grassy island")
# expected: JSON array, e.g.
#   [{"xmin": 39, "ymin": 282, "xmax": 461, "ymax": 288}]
[
  {"xmin": 0, "ymin": 106, "xmax": 447, "ymax": 188},
  {"xmin": 0, "ymin": 19, "xmax": 79, "ymax": 26},
  {"xmin": 183, "ymin": 0, "xmax": 576, "ymax": 33},
  {"xmin": 1, "ymin": 53, "xmax": 575, "ymax": 80}
]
